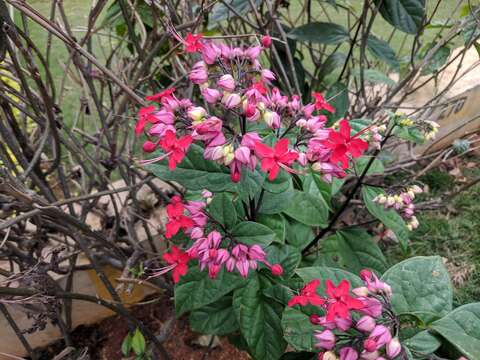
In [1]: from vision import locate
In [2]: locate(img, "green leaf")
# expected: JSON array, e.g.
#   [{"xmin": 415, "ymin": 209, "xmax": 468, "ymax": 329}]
[
  {"xmin": 326, "ymin": 82, "xmax": 349, "ymax": 123},
  {"xmin": 393, "ymin": 125, "xmax": 425, "ymax": 144},
  {"xmin": 189, "ymin": 297, "xmax": 239, "ymax": 335},
  {"xmin": 262, "ymin": 170, "xmax": 292, "ymax": 194},
  {"xmin": 175, "ymin": 267, "xmax": 245, "ymax": 316},
  {"xmin": 233, "ymin": 275, "xmax": 287, "ymax": 360},
  {"xmin": 146, "ymin": 144, "xmax": 231, "ymax": 191},
  {"xmin": 421, "ymin": 44, "xmax": 451, "ymax": 75},
  {"xmin": 376, "ymin": 0, "xmax": 426, "ymax": 34},
  {"xmin": 282, "ymin": 307, "xmax": 320, "ymax": 351},
  {"xmin": 352, "ymin": 68, "xmax": 396, "ymax": 86},
  {"xmin": 295, "ymin": 266, "xmax": 362, "ymax": 294},
  {"xmin": 328, "ymin": 229, "xmax": 389, "ymax": 274},
  {"xmin": 404, "ymin": 330, "xmax": 442, "ymax": 356},
  {"xmin": 266, "ymin": 244, "xmax": 302, "ymax": 278},
  {"xmin": 263, "ymin": 284, "xmax": 295, "ymax": 306},
  {"xmin": 209, "ymin": 0, "xmax": 261, "ymax": 24},
  {"xmin": 259, "ymin": 183, "xmax": 295, "ymax": 214},
  {"xmin": 430, "ymin": 303, "xmax": 480, "ymax": 359},
  {"xmin": 362, "ymin": 186, "xmax": 410, "ymax": 250},
  {"xmin": 147, "ymin": 144, "xmax": 263, "ymax": 193},
  {"xmin": 285, "ymin": 217, "xmax": 314, "ymax": 250},
  {"xmin": 349, "ymin": 118, "xmax": 372, "ymax": 134},
  {"xmin": 208, "ymin": 193, "xmax": 237, "ymax": 229},
  {"xmin": 121, "ymin": 333, "xmax": 132, "ymax": 356},
  {"xmin": 283, "ymin": 190, "xmax": 328, "ymax": 227},
  {"xmin": 354, "ymin": 156, "xmax": 385, "ymax": 175},
  {"xmin": 257, "ymin": 214, "xmax": 286, "ymax": 243},
  {"xmin": 131, "ymin": 328, "xmax": 146, "ymax": 356},
  {"xmin": 317, "ymin": 52, "xmax": 347, "ymax": 84},
  {"xmin": 231, "ymin": 221, "xmax": 277, "ymax": 246},
  {"xmin": 381, "ymin": 256, "xmax": 453, "ymax": 321},
  {"xmin": 288, "ymin": 22, "xmax": 350, "ymax": 45},
  {"xmin": 367, "ymin": 35, "xmax": 400, "ymax": 70}
]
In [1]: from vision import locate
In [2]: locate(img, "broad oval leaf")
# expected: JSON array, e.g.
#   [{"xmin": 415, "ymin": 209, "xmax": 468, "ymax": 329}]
[
  {"xmin": 189, "ymin": 296, "xmax": 239, "ymax": 335},
  {"xmin": 265, "ymin": 244, "xmax": 302, "ymax": 278},
  {"xmin": 367, "ymin": 34, "xmax": 400, "ymax": 70},
  {"xmin": 233, "ymin": 275, "xmax": 287, "ymax": 360},
  {"xmin": 175, "ymin": 267, "xmax": 245, "ymax": 316},
  {"xmin": 208, "ymin": 193, "xmax": 237, "ymax": 229},
  {"xmin": 257, "ymin": 214, "xmax": 287, "ymax": 243},
  {"xmin": 283, "ymin": 190, "xmax": 328, "ymax": 227},
  {"xmin": 381, "ymin": 256, "xmax": 453, "ymax": 321},
  {"xmin": 285, "ymin": 217, "xmax": 315, "ymax": 250},
  {"xmin": 288, "ymin": 22, "xmax": 350, "ymax": 45},
  {"xmin": 430, "ymin": 303, "xmax": 480, "ymax": 360},
  {"xmin": 231, "ymin": 221, "xmax": 276, "ymax": 246},
  {"xmin": 376, "ymin": 0, "xmax": 426, "ymax": 34},
  {"xmin": 404, "ymin": 330, "xmax": 442, "ymax": 356},
  {"xmin": 282, "ymin": 307, "xmax": 321, "ymax": 352}
]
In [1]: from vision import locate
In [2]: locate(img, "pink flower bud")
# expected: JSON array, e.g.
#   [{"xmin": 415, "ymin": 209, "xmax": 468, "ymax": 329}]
[
  {"xmin": 314, "ymin": 330, "xmax": 335, "ymax": 350},
  {"xmin": 216, "ymin": 249, "xmax": 230, "ymax": 264},
  {"xmin": 261, "ymin": 35, "xmax": 272, "ymax": 48},
  {"xmin": 202, "ymin": 190, "xmax": 212, "ymax": 198},
  {"xmin": 222, "ymin": 93, "xmax": 242, "ymax": 109},
  {"xmin": 248, "ymin": 244, "xmax": 266, "ymax": 261},
  {"xmin": 360, "ymin": 351, "xmax": 380, "ymax": 360},
  {"xmin": 386, "ymin": 338, "xmax": 401, "ymax": 358},
  {"xmin": 270, "ymin": 263, "xmax": 283, "ymax": 276},
  {"xmin": 217, "ymin": 74, "xmax": 236, "ymax": 92},
  {"xmin": 309, "ymin": 314, "xmax": 322, "ymax": 325},
  {"xmin": 190, "ymin": 227, "xmax": 204, "ymax": 239},
  {"xmin": 360, "ymin": 269, "xmax": 372, "ymax": 281},
  {"xmin": 241, "ymin": 132, "xmax": 262, "ymax": 149},
  {"xmin": 363, "ymin": 338, "xmax": 377, "ymax": 353},
  {"xmin": 143, "ymin": 140, "xmax": 157, "ymax": 153},
  {"xmin": 261, "ymin": 69, "xmax": 276, "ymax": 82},
  {"xmin": 297, "ymin": 153, "xmax": 307, "ymax": 166},
  {"xmin": 358, "ymin": 297, "xmax": 383, "ymax": 318},
  {"xmin": 356, "ymin": 316, "xmax": 376, "ymax": 332},
  {"xmin": 202, "ymin": 41, "xmax": 220, "ymax": 64},
  {"xmin": 335, "ymin": 316, "xmax": 352, "ymax": 331},
  {"xmin": 352, "ymin": 287, "xmax": 369, "ymax": 297},
  {"xmin": 245, "ymin": 46, "xmax": 261, "ymax": 61},
  {"xmin": 339, "ymin": 347, "xmax": 358, "ymax": 360},
  {"xmin": 187, "ymin": 106, "xmax": 206, "ymax": 122},
  {"xmin": 263, "ymin": 111, "xmax": 280, "ymax": 129},
  {"xmin": 369, "ymin": 325, "xmax": 392, "ymax": 347},
  {"xmin": 189, "ymin": 61, "xmax": 208, "ymax": 84},
  {"xmin": 296, "ymin": 119, "xmax": 307, "ymax": 128},
  {"xmin": 208, "ymin": 264, "xmax": 221, "ymax": 279},
  {"xmin": 234, "ymin": 146, "xmax": 251, "ymax": 164},
  {"xmin": 201, "ymin": 88, "xmax": 222, "ymax": 104}
]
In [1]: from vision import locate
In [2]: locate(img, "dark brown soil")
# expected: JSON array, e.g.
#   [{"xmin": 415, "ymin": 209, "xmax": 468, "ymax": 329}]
[{"xmin": 36, "ymin": 295, "xmax": 249, "ymax": 360}]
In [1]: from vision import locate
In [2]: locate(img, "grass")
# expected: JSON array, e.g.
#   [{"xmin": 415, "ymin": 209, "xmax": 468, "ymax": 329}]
[
  {"xmin": 386, "ymin": 163, "xmax": 480, "ymax": 305},
  {"xmin": 13, "ymin": 0, "xmax": 107, "ymax": 125}
]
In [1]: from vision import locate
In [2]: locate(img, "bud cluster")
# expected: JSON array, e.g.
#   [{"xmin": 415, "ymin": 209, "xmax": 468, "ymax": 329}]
[
  {"xmin": 160, "ymin": 194, "xmax": 282, "ymax": 282},
  {"xmin": 373, "ymin": 185, "xmax": 423, "ymax": 231},
  {"xmin": 289, "ymin": 270, "xmax": 403, "ymax": 360},
  {"xmin": 136, "ymin": 33, "xmax": 371, "ymax": 184}
]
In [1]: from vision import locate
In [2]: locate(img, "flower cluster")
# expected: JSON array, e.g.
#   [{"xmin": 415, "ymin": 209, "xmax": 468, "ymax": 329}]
[
  {"xmin": 289, "ymin": 270, "xmax": 403, "ymax": 360},
  {"xmin": 397, "ymin": 116, "xmax": 439, "ymax": 142},
  {"xmin": 155, "ymin": 194, "xmax": 283, "ymax": 283},
  {"xmin": 373, "ymin": 185, "xmax": 423, "ymax": 231},
  {"xmin": 136, "ymin": 33, "xmax": 370, "ymax": 183}
]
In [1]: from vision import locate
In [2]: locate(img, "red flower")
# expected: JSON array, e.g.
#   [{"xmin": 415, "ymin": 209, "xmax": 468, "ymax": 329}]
[
  {"xmin": 322, "ymin": 119, "xmax": 369, "ymax": 169},
  {"xmin": 251, "ymin": 81, "xmax": 267, "ymax": 95},
  {"xmin": 184, "ymin": 33, "xmax": 204, "ymax": 53},
  {"xmin": 162, "ymin": 246, "xmax": 190, "ymax": 283},
  {"xmin": 312, "ymin": 92, "xmax": 335, "ymax": 113},
  {"xmin": 165, "ymin": 196, "xmax": 194, "ymax": 238},
  {"xmin": 324, "ymin": 279, "xmax": 364, "ymax": 321},
  {"xmin": 145, "ymin": 87, "xmax": 176, "ymax": 103},
  {"xmin": 288, "ymin": 279, "xmax": 326, "ymax": 307},
  {"xmin": 255, "ymin": 138, "xmax": 299, "ymax": 181},
  {"xmin": 135, "ymin": 106, "xmax": 160, "ymax": 136},
  {"xmin": 159, "ymin": 130, "xmax": 193, "ymax": 170}
]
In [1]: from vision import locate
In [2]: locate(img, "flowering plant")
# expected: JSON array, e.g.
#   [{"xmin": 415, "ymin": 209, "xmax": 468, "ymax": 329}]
[{"xmin": 134, "ymin": 33, "xmax": 480, "ymax": 360}]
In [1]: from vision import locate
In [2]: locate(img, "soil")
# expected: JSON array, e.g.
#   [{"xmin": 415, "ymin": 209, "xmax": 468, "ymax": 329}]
[{"xmin": 35, "ymin": 294, "xmax": 250, "ymax": 360}]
